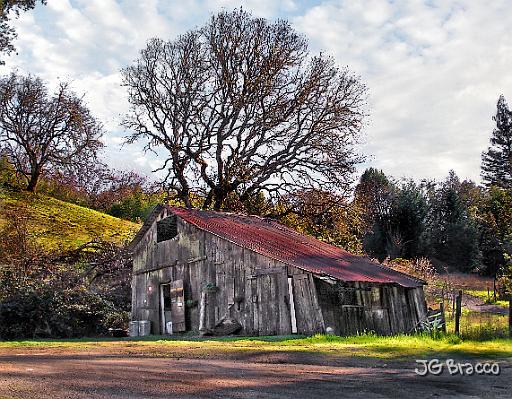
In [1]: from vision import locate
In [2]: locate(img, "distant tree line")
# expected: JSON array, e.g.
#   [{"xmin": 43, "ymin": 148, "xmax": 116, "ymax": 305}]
[
  {"xmin": 348, "ymin": 96, "xmax": 511, "ymax": 287},
  {"xmin": 354, "ymin": 168, "xmax": 511, "ymax": 277}
]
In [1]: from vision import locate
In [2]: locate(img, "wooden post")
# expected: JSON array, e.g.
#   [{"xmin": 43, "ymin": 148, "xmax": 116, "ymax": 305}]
[
  {"xmin": 439, "ymin": 302, "xmax": 446, "ymax": 333},
  {"xmin": 455, "ymin": 290, "xmax": 462, "ymax": 335},
  {"xmin": 199, "ymin": 290, "xmax": 207, "ymax": 334},
  {"xmin": 452, "ymin": 291, "xmax": 456, "ymax": 319},
  {"xmin": 287, "ymin": 277, "xmax": 298, "ymax": 334},
  {"xmin": 493, "ymin": 277, "xmax": 497, "ymax": 302}
]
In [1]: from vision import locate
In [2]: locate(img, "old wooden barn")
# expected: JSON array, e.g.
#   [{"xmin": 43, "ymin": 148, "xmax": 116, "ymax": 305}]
[{"xmin": 130, "ymin": 205, "xmax": 428, "ymax": 336}]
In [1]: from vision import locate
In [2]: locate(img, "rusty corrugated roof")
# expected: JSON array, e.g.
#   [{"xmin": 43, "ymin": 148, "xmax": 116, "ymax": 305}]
[{"xmin": 171, "ymin": 207, "xmax": 424, "ymax": 288}]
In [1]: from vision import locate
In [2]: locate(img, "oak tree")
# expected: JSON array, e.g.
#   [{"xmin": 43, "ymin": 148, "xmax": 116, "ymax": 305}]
[
  {"xmin": 0, "ymin": 73, "xmax": 104, "ymax": 192},
  {"xmin": 122, "ymin": 9, "xmax": 367, "ymax": 210}
]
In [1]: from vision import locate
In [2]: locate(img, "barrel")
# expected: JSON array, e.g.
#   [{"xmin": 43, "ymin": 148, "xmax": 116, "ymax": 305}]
[
  {"xmin": 129, "ymin": 321, "xmax": 139, "ymax": 337},
  {"xmin": 138, "ymin": 320, "xmax": 151, "ymax": 336}
]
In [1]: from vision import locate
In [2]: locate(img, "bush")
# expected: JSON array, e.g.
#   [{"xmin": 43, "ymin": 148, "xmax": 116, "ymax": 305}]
[
  {"xmin": 0, "ymin": 283, "xmax": 127, "ymax": 339},
  {"xmin": 0, "ymin": 154, "xmax": 20, "ymax": 188},
  {"xmin": 102, "ymin": 310, "xmax": 130, "ymax": 330}
]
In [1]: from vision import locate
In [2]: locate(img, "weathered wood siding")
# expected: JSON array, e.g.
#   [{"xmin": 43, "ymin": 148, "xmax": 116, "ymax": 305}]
[
  {"xmin": 315, "ymin": 280, "xmax": 427, "ymax": 335},
  {"xmin": 131, "ymin": 208, "xmax": 324, "ymax": 335}
]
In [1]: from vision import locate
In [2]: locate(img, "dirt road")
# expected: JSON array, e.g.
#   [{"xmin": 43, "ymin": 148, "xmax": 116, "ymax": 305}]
[{"xmin": 0, "ymin": 347, "xmax": 510, "ymax": 399}]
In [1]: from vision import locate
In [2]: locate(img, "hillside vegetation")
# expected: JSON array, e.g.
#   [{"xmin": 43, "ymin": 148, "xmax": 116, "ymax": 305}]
[{"xmin": 0, "ymin": 188, "xmax": 140, "ymax": 251}]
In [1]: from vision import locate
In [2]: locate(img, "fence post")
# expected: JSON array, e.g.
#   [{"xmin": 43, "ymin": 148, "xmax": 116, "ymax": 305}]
[
  {"xmin": 452, "ymin": 291, "xmax": 456, "ymax": 319},
  {"xmin": 493, "ymin": 277, "xmax": 497, "ymax": 302},
  {"xmin": 439, "ymin": 302, "xmax": 446, "ymax": 333},
  {"xmin": 454, "ymin": 290, "xmax": 462, "ymax": 335}
]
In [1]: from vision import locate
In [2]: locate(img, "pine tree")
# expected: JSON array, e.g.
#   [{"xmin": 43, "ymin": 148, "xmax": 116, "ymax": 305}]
[
  {"xmin": 481, "ymin": 95, "xmax": 512, "ymax": 188},
  {"xmin": 426, "ymin": 171, "xmax": 481, "ymax": 272}
]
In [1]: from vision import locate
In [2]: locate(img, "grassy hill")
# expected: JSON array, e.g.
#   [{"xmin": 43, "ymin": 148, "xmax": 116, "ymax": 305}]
[{"xmin": 0, "ymin": 188, "xmax": 141, "ymax": 251}]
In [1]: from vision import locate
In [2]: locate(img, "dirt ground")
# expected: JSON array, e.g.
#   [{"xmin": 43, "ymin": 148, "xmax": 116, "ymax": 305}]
[
  {"xmin": 463, "ymin": 292, "xmax": 509, "ymax": 315},
  {"xmin": 0, "ymin": 346, "xmax": 510, "ymax": 399}
]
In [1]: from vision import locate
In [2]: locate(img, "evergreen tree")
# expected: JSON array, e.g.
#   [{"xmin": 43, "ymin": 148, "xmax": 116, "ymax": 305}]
[
  {"xmin": 387, "ymin": 181, "xmax": 428, "ymax": 259},
  {"xmin": 355, "ymin": 170, "xmax": 428, "ymax": 261},
  {"xmin": 354, "ymin": 168, "xmax": 395, "ymax": 261},
  {"xmin": 481, "ymin": 95, "xmax": 512, "ymax": 189},
  {"xmin": 426, "ymin": 171, "xmax": 481, "ymax": 271},
  {"xmin": 354, "ymin": 168, "xmax": 395, "ymax": 231}
]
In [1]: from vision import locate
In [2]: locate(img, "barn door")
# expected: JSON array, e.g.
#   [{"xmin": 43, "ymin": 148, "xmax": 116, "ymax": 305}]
[
  {"xmin": 292, "ymin": 274, "xmax": 324, "ymax": 334},
  {"xmin": 170, "ymin": 279, "xmax": 186, "ymax": 332},
  {"xmin": 250, "ymin": 270, "xmax": 283, "ymax": 336}
]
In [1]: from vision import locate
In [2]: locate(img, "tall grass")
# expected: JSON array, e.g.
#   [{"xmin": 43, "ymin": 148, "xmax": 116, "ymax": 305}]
[{"xmin": 446, "ymin": 311, "xmax": 510, "ymax": 340}]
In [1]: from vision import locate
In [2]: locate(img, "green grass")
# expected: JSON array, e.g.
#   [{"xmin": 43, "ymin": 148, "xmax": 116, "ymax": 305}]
[
  {"xmin": 466, "ymin": 290, "xmax": 510, "ymax": 307},
  {"xmin": 445, "ymin": 310, "xmax": 510, "ymax": 340},
  {"xmin": 1, "ymin": 333, "xmax": 511, "ymax": 359},
  {"xmin": 0, "ymin": 189, "xmax": 140, "ymax": 251}
]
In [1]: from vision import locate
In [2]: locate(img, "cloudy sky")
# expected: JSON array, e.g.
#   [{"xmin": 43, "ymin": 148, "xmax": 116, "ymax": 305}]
[{"xmin": 2, "ymin": 0, "xmax": 511, "ymax": 184}]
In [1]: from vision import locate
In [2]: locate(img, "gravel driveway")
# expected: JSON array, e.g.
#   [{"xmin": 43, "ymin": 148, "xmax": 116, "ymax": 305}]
[{"xmin": 0, "ymin": 347, "xmax": 510, "ymax": 398}]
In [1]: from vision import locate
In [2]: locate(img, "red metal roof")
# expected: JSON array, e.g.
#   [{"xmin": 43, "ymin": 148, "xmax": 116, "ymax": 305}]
[{"xmin": 171, "ymin": 207, "xmax": 424, "ymax": 288}]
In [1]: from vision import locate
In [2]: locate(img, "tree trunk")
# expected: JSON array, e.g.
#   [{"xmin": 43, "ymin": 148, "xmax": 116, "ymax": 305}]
[
  {"xmin": 213, "ymin": 189, "xmax": 228, "ymax": 211},
  {"xmin": 213, "ymin": 197, "xmax": 223, "ymax": 211},
  {"xmin": 25, "ymin": 169, "xmax": 41, "ymax": 192}
]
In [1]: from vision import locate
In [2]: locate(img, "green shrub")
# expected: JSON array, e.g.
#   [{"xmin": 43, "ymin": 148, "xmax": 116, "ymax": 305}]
[
  {"xmin": 102, "ymin": 310, "xmax": 130, "ymax": 330},
  {"xmin": 0, "ymin": 283, "xmax": 126, "ymax": 339}
]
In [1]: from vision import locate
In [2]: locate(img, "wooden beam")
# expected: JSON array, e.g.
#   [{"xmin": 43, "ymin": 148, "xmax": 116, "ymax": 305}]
[
  {"xmin": 134, "ymin": 261, "xmax": 178, "ymax": 275},
  {"xmin": 160, "ymin": 284, "xmax": 166, "ymax": 335},
  {"xmin": 440, "ymin": 302, "xmax": 446, "ymax": 333},
  {"xmin": 187, "ymin": 256, "xmax": 207, "ymax": 264},
  {"xmin": 288, "ymin": 277, "xmax": 298, "ymax": 334},
  {"xmin": 199, "ymin": 290, "xmax": 207, "ymax": 334},
  {"xmin": 314, "ymin": 275, "xmax": 337, "ymax": 285},
  {"xmin": 250, "ymin": 267, "xmax": 284, "ymax": 277}
]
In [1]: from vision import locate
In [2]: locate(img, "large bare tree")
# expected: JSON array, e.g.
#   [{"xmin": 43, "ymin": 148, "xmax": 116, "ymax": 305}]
[
  {"xmin": 0, "ymin": 73, "xmax": 104, "ymax": 192},
  {"xmin": 122, "ymin": 9, "xmax": 367, "ymax": 210}
]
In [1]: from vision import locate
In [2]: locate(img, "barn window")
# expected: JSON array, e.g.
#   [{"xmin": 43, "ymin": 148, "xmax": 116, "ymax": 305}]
[{"xmin": 157, "ymin": 215, "xmax": 178, "ymax": 242}]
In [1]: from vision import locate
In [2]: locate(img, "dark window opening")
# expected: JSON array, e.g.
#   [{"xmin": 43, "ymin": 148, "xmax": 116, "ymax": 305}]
[
  {"xmin": 162, "ymin": 284, "xmax": 172, "ymax": 311},
  {"xmin": 157, "ymin": 215, "xmax": 178, "ymax": 242}
]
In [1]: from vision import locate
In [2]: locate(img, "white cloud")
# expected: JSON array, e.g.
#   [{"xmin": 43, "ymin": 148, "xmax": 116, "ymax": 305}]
[
  {"xmin": 294, "ymin": 0, "xmax": 512, "ymax": 182},
  {"xmin": 206, "ymin": 0, "xmax": 297, "ymax": 17},
  {"xmin": 1, "ymin": 0, "xmax": 511, "ymax": 184}
]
